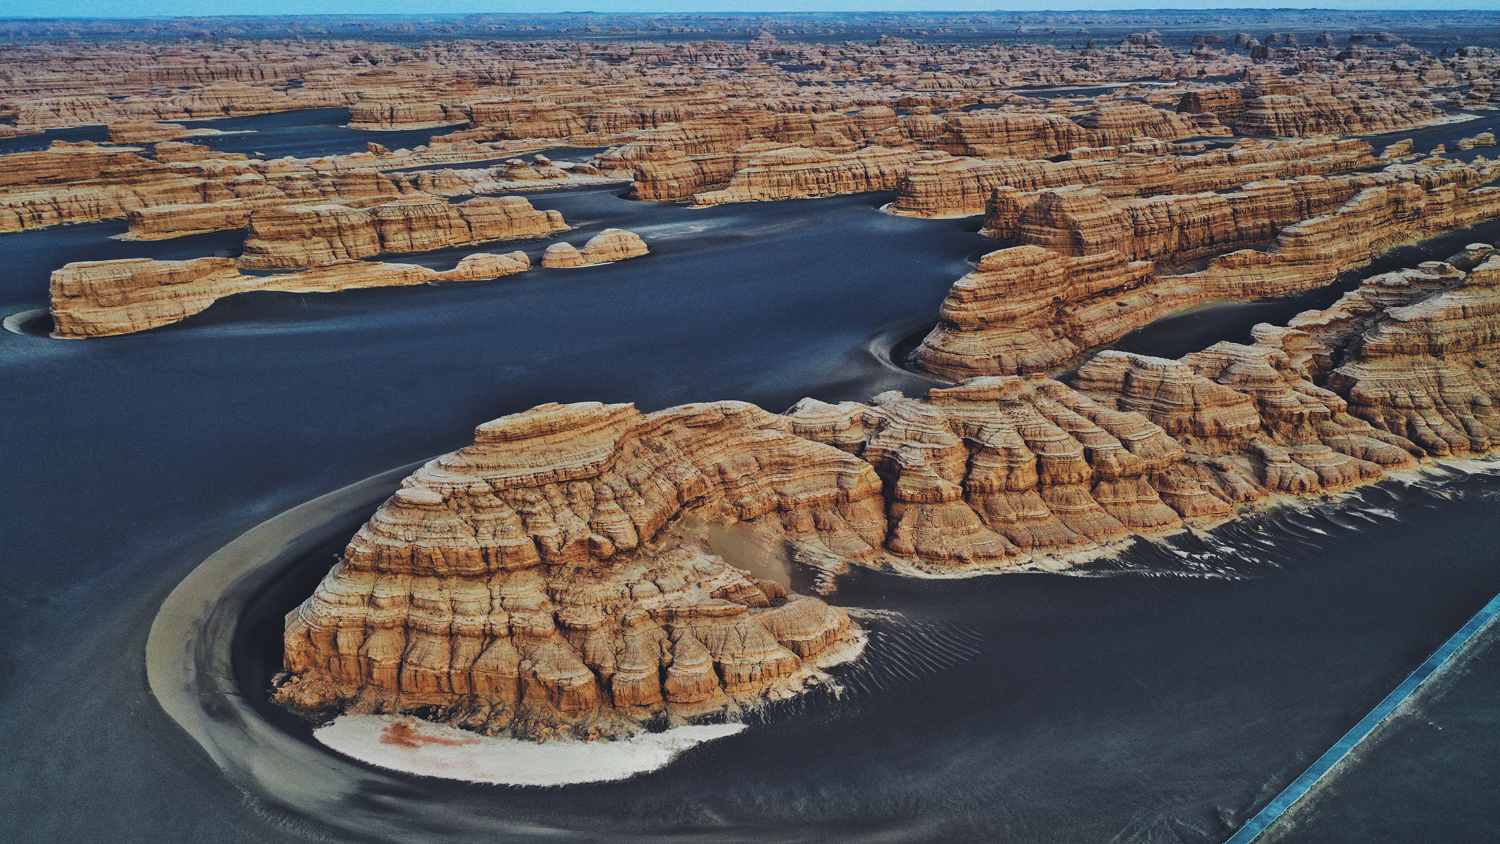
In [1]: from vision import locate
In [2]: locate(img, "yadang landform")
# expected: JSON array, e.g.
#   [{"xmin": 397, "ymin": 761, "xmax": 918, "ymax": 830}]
[{"xmin": 12, "ymin": 11, "xmax": 1500, "ymax": 741}]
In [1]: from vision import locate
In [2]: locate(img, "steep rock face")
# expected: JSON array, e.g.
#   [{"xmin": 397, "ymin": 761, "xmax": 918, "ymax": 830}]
[
  {"xmin": 1327, "ymin": 259, "xmax": 1500, "ymax": 457},
  {"xmin": 1069, "ymin": 252, "xmax": 1500, "ymax": 491},
  {"xmin": 346, "ymin": 99, "xmax": 468, "ymax": 131},
  {"xmin": 126, "ymin": 201, "xmax": 258, "ymax": 240},
  {"xmin": 50, "ymin": 257, "xmax": 245, "ymax": 339},
  {"xmin": 1072, "ymin": 349, "xmax": 1416, "ymax": 495},
  {"xmin": 618, "ymin": 140, "xmax": 791, "ymax": 202},
  {"xmin": 991, "ymin": 170, "xmax": 1417, "ymax": 264},
  {"xmin": 49, "ymin": 251, "xmax": 531, "ymax": 338},
  {"xmin": 611, "ymin": 100, "xmax": 1221, "ymax": 206},
  {"xmin": 1070, "ymin": 101, "xmax": 1226, "ymax": 147},
  {"xmin": 0, "ymin": 142, "xmax": 207, "ymax": 231},
  {"xmin": 1233, "ymin": 80, "xmax": 1446, "ymax": 137},
  {"xmin": 920, "ymin": 103, "xmax": 1221, "ymax": 160},
  {"xmin": 912, "ymin": 246, "xmax": 1159, "ymax": 379},
  {"xmin": 389, "ymin": 158, "xmax": 626, "ymax": 204},
  {"xmin": 1176, "ymin": 88, "xmax": 1246, "ymax": 123},
  {"xmin": 1189, "ymin": 177, "xmax": 1500, "ymax": 300},
  {"xmin": 276, "ymin": 401, "xmax": 876, "ymax": 737},
  {"xmin": 468, "ymin": 100, "xmax": 588, "ymax": 139},
  {"xmin": 890, "ymin": 138, "xmax": 1379, "ymax": 218},
  {"xmin": 0, "ymin": 140, "xmax": 426, "ymax": 238},
  {"xmin": 916, "ymin": 249, "xmax": 1500, "ymax": 498},
  {"xmin": 123, "ymin": 167, "xmax": 404, "ymax": 241},
  {"xmin": 106, "ymin": 121, "xmax": 204, "ymax": 144},
  {"xmin": 785, "ymin": 379, "xmax": 1232, "ymax": 562},
  {"xmin": 238, "ymin": 195, "xmax": 567, "ymax": 270},
  {"xmin": 924, "ymin": 111, "xmax": 1095, "ymax": 158},
  {"xmin": 691, "ymin": 146, "xmax": 943, "ymax": 205},
  {"xmin": 0, "ymin": 134, "xmax": 580, "ymax": 236},
  {"xmin": 893, "ymin": 156, "xmax": 1111, "ymax": 218},
  {"xmin": 542, "ymin": 229, "xmax": 649, "ymax": 268},
  {"xmin": 916, "ymin": 166, "xmax": 1500, "ymax": 379}
]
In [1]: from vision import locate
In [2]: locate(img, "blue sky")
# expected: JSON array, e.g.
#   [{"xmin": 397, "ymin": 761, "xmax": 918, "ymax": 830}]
[{"xmin": 0, "ymin": 1, "xmax": 1493, "ymax": 18}]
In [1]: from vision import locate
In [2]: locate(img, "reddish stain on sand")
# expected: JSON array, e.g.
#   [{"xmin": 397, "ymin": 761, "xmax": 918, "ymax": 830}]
[{"xmin": 379, "ymin": 720, "xmax": 480, "ymax": 749}]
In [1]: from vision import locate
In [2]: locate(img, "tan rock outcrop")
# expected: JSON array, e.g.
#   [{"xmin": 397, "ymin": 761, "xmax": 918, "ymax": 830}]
[
  {"xmin": 49, "ymin": 251, "xmax": 530, "ymax": 338},
  {"xmin": 916, "ymin": 103, "xmax": 1221, "ymax": 160},
  {"xmin": 275, "ymin": 400, "xmax": 873, "ymax": 737},
  {"xmin": 692, "ymin": 146, "xmax": 943, "ymax": 205},
  {"xmin": 989, "ymin": 169, "xmax": 1428, "ymax": 265},
  {"xmin": 105, "ymin": 121, "xmax": 226, "ymax": 144},
  {"xmin": 1327, "ymin": 259, "xmax": 1500, "ymax": 457},
  {"xmin": 237, "ymin": 195, "xmax": 567, "ymax": 270},
  {"xmin": 912, "ymin": 246, "xmax": 1159, "ymax": 379},
  {"xmin": 346, "ymin": 99, "xmax": 468, "ymax": 131},
  {"xmin": 1233, "ymin": 78, "xmax": 1447, "ymax": 137},
  {"xmin": 0, "ymin": 141, "xmax": 207, "ymax": 231},
  {"xmin": 891, "ymin": 138, "xmax": 1380, "ymax": 218},
  {"xmin": 916, "ymin": 162, "xmax": 1500, "ymax": 380},
  {"xmin": 1176, "ymin": 88, "xmax": 1246, "ymax": 123},
  {"xmin": 542, "ymin": 229, "xmax": 648, "ymax": 268}
]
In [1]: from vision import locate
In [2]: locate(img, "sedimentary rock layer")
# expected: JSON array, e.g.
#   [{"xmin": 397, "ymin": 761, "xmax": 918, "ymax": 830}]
[
  {"xmin": 890, "ymin": 138, "xmax": 1382, "ymax": 218},
  {"xmin": 278, "ymin": 250, "xmax": 1500, "ymax": 736},
  {"xmin": 276, "ymin": 401, "xmax": 873, "ymax": 738},
  {"xmin": 237, "ymin": 195, "xmax": 567, "ymax": 270},
  {"xmin": 691, "ymin": 146, "xmax": 944, "ymax": 206},
  {"xmin": 49, "ymin": 252, "xmax": 531, "ymax": 338},
  {"xmin": 1232, "ymin": 77, "xmax": 1450, "ymax": 137},
  {"xmin": 915, "ymin": 163, "xmax": 1500, "ymax": 380},
  {"xmin": 894, "ymin": 137, "xmax": 1386, "ymax": 220},
  {"xmin": 985, "ymin": 161, "xmax": 1490, "ymax": 265},
  {"xmin": 541, "ymin": 229, "xmax": 649, "ymax": 268}
]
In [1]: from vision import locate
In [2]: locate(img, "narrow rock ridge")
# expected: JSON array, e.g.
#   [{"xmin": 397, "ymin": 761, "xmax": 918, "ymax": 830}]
[
  {"xmin": 49, "ymin": 252, "xmax": 531, "ymax": 338},
  {"xmin": 983, "ymin": 159, "xmax": 1497, "ymax": 264},
  {"xmin": 237, "ymin": 194, "xmax": 568, "ymax": 270},
  {"xmin": 913, "ymin": 160, "xmax": 1500, "ymax": 380},
  {"xmin": 612, "ymin": 101, "xmax": 1229, "ymax": 205},
  {"xmin": 279, "ymin": 250, "xmax": 1500, "ymax": 738},
  {"xmin": 890, "ymin": 137, "xmax": 1385, "ymax": 219},
  {"xmin": 1231, "ymin": 74, "xmax": 1452, "ymax": 137},
  {"xmin": 0, "ymin": 140, "xmax": 605, "ymax": 237}
]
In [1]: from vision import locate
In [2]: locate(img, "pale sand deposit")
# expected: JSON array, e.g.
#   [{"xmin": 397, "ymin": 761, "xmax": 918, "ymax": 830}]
[{"xmin": 315, "ymin": 715, "xmax": 746, "ymax": 786}]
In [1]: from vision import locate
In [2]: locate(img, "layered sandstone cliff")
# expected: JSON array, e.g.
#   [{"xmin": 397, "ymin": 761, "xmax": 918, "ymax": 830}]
[
  {"xmin": 541, "ymin": 229, "xmax": 649, "ymax": 268},
  {"xmin": 915, "ymin": 163, "xmax": 1500, "ymax": 380},
  {"xmin": 982, "ymin": 164, "xmax": 1464, "ymax": 265},
  {"xmin": 1232, "ymin": 78, "xmax": 1449, "ymax": 137},
  {"xmin": 276, "ymin": 254, "xmax": 1500, "ymax": 738},
  {"xmin": 609, "ymin": 100, "xmax": 1225, "ymax": 205},
  {"xmin": 237, "ymin": 195, "xmax": 567, "ymax": 270},
  {"xmin": 691, "ymin": 146, "xmax": 944, "ymax": 206},
  {"xmin": 276, "ymin": 401, "xmax": 872, "ymax": 738},
  {"xmin": 890, "ymin": 138, "xmax": 1381, "ymax": 218},
  {"xmin": 49, "ymin": 251, "xmax": 531, "ymax": 338}
]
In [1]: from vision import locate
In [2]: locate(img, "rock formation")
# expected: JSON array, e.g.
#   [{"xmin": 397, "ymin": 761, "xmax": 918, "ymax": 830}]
[
  {"xmin": 691, "ymin": 146, "xmax": 943, "ymax": 206},
  {"xmin": 1324, "ymin": 260, "xmax": 1500, "ymax": 457},
  {"xmin": 49, "ymin": 252, "xmax": 531, "ymax": 338},
  {"xmin": 915, "ymin": 162, "xmax": 1500, "ymax": 380},
  {"xmin": 890, "ymin": 138, "xmax": 1381, "ymax": 219},
  {"xmin": 542, "ymin": 229, "xmax": 649, "ymax": 268},
  {"xmin": 1232, "ymin": 76, "xmax": 1448, "ymax": 137},
  {"xmin": 105, "ymin": 121, "xmax": 229, "ymax": 145},
  {"xmin": 237, "ymin": 195, "xmax": 568, "ymax": 270},
  {"xmin": 984, "ymin": 163, "xmax": 1482, "ymax": 265},
  {"xmin": 1176, "ymin": 88, "xmax": 1246, "ymax": 123},
  {"xmin": 276, "ymin": 401, "xmax": 871, "ymax": 738},
  {"xmin": 277, "ymin": 249, "xmax": 1500, "ymax": 738}
]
